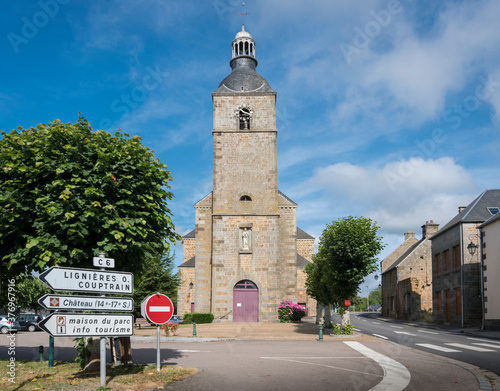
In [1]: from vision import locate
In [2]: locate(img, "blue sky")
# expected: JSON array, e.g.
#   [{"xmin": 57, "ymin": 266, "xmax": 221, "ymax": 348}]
[{"xmin": 2, "ymin": 1, "xmax": 499, "ymax": 292}]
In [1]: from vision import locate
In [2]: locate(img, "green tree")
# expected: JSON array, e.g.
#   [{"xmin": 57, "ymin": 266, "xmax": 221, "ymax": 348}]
[
  {"xmin": 132, "ymin": 250, "xmax": 180, "ymax": 319},
  {"xmin": 369, "ymin": 286, "xmax": 382, "ymax": 306},
  {"xmin": 0, "ymin": 117, "xmax": 180, "ymax": 289},
  {"xmin": 13, "ymin": 275, "xmax": 51, "ymax": 313},
  {"xmin": 306, "ymin": 216, "xmax": 384, "ymax": 327}
]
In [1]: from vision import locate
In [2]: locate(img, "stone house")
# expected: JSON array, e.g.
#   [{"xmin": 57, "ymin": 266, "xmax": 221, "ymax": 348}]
[
  {"xmin": 381, "ymin": 221, "xmax": 438, "ymax": 320},
  {"xmin": 431, "ymin": 189, "xmax": 500, "ymax": 327},
  {"xmin": 478, "ymin": 210, "xmax": 500, "ymax": 329},
  {"xmin": 177, "ymin": 25, "xmax": 316, "ymax": 322}
]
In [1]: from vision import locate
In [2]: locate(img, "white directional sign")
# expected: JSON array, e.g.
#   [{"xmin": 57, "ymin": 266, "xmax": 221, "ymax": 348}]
[
  {"xmin": 39, "ymin": 267, "xmax": 133, "ymax": 294},
  {"xmin": 93, "ymin": 256, "xmax": 115, "ymax": 268},
  {"xmin": 39, "ymin": 313, "xmax": 134, "ymax": 337},
  {"xmin": 38, "ymin": 294, "xmax": 133, "ymax": 312}
]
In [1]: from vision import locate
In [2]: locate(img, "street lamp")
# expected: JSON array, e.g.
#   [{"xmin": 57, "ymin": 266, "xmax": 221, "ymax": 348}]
[
  {"xmin": 366, "ymin": 285, "xmax": 369, "ymax": 312},
  {"xmin": 467, "ymin": 241, "xmax": 478, "ymax": 256}
]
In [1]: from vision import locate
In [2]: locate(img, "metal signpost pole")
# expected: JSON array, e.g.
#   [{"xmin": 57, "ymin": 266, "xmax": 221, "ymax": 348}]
[
  {"xmin": 99, "ymin": 253, "xmax": 107, "ymax": 388},
  {"xmin": 157, "ymin": 325, "xmax": 161, "ymax": 371},
  {"xmin": 141, "ymin": 293, "xmax": 174, "ymax": 373}
]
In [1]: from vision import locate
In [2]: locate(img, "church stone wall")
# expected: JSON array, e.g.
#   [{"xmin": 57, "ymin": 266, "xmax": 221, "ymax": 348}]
[
  {"xmin": 183, "ymin": 238, "xmax": 196, "ymax": 262},
  {"xmin": 213, "ymin": 131, "xmax": 278, "ymax": 215},
  {"xmin": 278, "ymin": 206, "xmax": 298, "ymax": 299},
  {"xmin": 194, "ymin": 201, "xmax": 213, "ymax": 314},
  {"xmin": 211, "ymin": 215, "xmax": 281, "ymax": 322},
  {"xmin": 297, "ymin": 239, "xmax": 314, "ymax": 261},
  {"xmin": 178, "ymin": 267, "xmax": 195, "ymax": 317},
  {"xmin": 213, "ymin": 94, "xmax": 276, "ymax": 131}
]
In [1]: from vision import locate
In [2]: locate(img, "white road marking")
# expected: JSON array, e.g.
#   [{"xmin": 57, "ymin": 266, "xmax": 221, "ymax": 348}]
[
  {"xmin": 354, "ymin": 328, "xmax": 361, "ymax": 332},
  {"xmin": 373, "ymin": 334, "xmax": 388, "ymax": 340},
  {"xmin": 472, "ymin": 343, "xmax": 500, "ymax": 349},
  {"xmin": 176, "ymin": 349, "xmax": 210, "ymax": 353},
  {"xmin": 445, "ymin": 343, "xmax": 495, "ymax": 352},
  {"xmin": 467, "ymin": 337, "xmax": 500, "ymax": 345},
  {"xmin": 418, "ymin": 330, "xmax": 438, "ymax": 335},
  {"xmin": 394, "ymin": 331, "xmax": 417, "ymax": 336},
  {"xmin": 344, "ymin": 341, "xmax": 411, "ymax": 391},
  {"xmin": 416, "ymin": 343, "xmax": 461, "ymax": 353},
  {"xmin": 261, "ymin": 356, "xmax": 380, "ymax": 376},
  {"xmin": 390, "ymin": 326, "xmax": 403, "ymax": 329}
]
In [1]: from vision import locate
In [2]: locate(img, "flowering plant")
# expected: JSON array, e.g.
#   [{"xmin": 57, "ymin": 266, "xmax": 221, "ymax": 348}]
[
  {"xmin": 161, "ymin": 322, "xmax": 179, "ymax": 336},
  {"xmin": 278, "ymin": 300, "xmax": 306, "ymax": 323}
]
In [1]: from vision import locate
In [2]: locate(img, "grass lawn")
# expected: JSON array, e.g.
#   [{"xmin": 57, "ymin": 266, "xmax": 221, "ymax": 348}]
[{"xmin": 2, "ymin": 359, "xmax": 196, "ymax": 391}]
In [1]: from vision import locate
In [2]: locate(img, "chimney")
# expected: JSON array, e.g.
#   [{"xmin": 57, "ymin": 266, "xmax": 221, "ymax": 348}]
[
  {"xmin": 459, "ymin": 206, "xmax": 466, "ymax": 213},
  {"xmin": 404, "ymin": 231, "xmax": 415, "ymax": 240},
  {"xmin": 422, "ymin": 220, "xmax": 439, "ymax": 239}
]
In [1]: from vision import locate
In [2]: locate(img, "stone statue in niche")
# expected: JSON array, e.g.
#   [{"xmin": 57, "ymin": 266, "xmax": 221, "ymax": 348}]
[{"xmin": 241, "ymin": 228, "xmax": 250, "ymax": 250}]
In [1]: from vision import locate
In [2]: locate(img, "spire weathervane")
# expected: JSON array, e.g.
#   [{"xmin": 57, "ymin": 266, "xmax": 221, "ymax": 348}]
[{"xmin": 238, "ymin": 2, "xmax": 249, "ymax": 30}]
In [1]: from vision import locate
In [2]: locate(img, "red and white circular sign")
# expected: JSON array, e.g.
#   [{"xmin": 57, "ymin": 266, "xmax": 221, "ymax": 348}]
[{"xmin": 143, "ymin": 293, "xmax": 174, "ymax": 325}]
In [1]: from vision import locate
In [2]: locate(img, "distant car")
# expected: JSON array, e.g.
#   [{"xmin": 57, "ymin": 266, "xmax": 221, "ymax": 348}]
[
  {"xmin": 13, "ymin": 313, "xmax": 44, "ymax": 332},
  {"xmin": 0, "ymin": 316, "xmax": 16, "ymax": 334},
  {"xmin": 169, "ymin": 315, "xmax": 182, "ymax": 324}
]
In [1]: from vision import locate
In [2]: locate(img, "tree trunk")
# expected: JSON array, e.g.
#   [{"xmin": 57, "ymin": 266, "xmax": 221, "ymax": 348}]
[
  {"xmin": 341, "ymin": 309, "xmax": 350, "ymax": 329},
  {"xmin": 118, "ymin": 337, "xmax": 132, "ymax": 365},
  {"xmin": 316, "ymin": 302, "xmax": 323, "ymax": 324},
  {"xmin": 83, "ymin": 337, "xmax": 100, "ymax": 372},
  {"xmin": 324, "ymin": 305, "xmax": 331, "ymax": 327}
]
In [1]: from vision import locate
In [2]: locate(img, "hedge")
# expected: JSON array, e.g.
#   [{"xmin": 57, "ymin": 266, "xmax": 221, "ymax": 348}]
[{"xmin": 182, "ymin": 312, "xmax": 214, "ymax": 324}]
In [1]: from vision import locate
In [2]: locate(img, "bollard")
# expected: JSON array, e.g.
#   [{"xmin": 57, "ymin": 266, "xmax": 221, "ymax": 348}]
[
  {"xmin": 193, "ymin": 322, "xmax": 197, "ymax": 337},
  {"xmin": 48, "ymin": 336, "xmax": 54, "ymax": 367},
  {"xmin": 39, "ymin": 345, "xmax": 44, "ymax": 362},
  {"xmin": 319, "ymin": 324, "xmax": 323, "ymax": 341}
]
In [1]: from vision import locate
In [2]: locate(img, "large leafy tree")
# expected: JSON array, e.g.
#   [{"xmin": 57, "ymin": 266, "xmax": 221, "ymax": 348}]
[
  {"xmin": 0, "ymin": 117, "xmax": 180, "ymax": 287},
  {"xmin": 132, "ymin": 250, "xmax": 180, "ymax": 319},
  {"xmin": 306, "ymin": 216, "xmax": 384, "ymax": 326}
]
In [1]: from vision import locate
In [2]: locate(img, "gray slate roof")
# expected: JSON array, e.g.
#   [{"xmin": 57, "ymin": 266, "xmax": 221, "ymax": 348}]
[
  {"xmin": 433, "ymin": 189, "xmax": 500, "ymax": 238},
  {"xmin": 214, "ymin": 57, "xmax": 275, "ymax": 94},
  {"xmin": 383, "ymin": 239, "xmax": 424, "ymax": 274},
  {"xmin": 183, "ymin": 229, "xmax": 195, "ymax": 239},
  {"xmin": 297, "ymin": 227, "xmax": 314, "ymax": 240},
  {"xmin": 179, "ymin": 256, "xmax": 195, "ymax": 268},
  {"xmin": 479, "ymin": 209, "xmax": 500, "ymax": 228},
  {"xmin": 297, "ymin": 254, "xmax": 311, "ymax": 269}
]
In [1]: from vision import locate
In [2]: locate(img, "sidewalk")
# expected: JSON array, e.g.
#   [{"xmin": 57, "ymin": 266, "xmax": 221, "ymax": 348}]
[
  {"xmin": 131, "ymin": 317, "xmax": 377, "ymax": 342},
  {"xmin": 364, "ymin": 312, "xmax": 500, "ymax": 340}
]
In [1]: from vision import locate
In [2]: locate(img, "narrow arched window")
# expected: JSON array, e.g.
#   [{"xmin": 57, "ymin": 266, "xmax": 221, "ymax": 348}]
[
  {"xmin": 240, "ymin": 195, "xmax": 252, "ymax": 201},
  {"xmin": 239, "ymin": 108, "xmax": 251, "ymax": 130}
]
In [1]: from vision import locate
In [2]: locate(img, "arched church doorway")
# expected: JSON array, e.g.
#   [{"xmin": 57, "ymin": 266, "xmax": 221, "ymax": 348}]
[{"xmin": 233, "ymin": 280, "xmax": 259, "ymax": 322}]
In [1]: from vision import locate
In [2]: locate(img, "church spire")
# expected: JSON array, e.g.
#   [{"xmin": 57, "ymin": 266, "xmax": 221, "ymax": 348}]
[
  {"xmin": 231, "ymin": 3, "xmax": 257, "ymax": 69},
  {"xmin": 238, "ymin": 2, "xmax": 249, "ymax": 31}
]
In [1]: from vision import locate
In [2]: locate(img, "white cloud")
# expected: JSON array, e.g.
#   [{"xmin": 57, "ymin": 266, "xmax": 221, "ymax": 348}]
[
  {"xmin": 359, "ymin": 0, "xmax": 500, "ymax": 121},
  {"xmin": 302, "ymin": 157, "xmax": 477, "ymax": 233}
]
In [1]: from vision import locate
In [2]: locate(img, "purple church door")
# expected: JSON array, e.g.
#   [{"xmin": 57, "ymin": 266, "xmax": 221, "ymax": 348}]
[{"xmin": 233, "ymin": 280, "xmax": 259, "ymax": 322}]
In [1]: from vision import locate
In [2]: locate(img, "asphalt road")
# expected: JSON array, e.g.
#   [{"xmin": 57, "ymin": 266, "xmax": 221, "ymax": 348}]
[
  {"xmin": 0, "ymin": 330, "xmax": 491, "ymax": 390},
  {"xmin": 345, "ymin": 313, "xmax": 500, "ymax": 376}
]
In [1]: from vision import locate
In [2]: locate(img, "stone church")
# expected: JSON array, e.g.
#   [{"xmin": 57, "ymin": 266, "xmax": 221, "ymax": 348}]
[{"xmin": 177, "ymin": 24, "xmax": 316, "ymax": 322}]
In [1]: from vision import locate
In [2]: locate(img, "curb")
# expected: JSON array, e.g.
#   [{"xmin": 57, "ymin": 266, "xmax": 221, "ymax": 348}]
[
  {"xmin": 392, "ymin": 341, "xmax": 499, "ymax": 391},
  {"xmin": 131, "ymin": 336, "xmax": 235, "ymax": 343}
]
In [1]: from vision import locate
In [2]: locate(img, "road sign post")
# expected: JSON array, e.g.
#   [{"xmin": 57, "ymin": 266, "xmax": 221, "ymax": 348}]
[
  {"xmin": 141, "ymin": 293, "xmax": 174, "ymax": 371},
  {"xmin": 39, "ymin": 267, "xmax": 133, "ymax": 295},
  {"xmin": 38, "ymin": 313, "xmax": 134, "ymax": 337},
  {"xmin": 38, "ymin": 294, "xmax": 134, "ymax": 312}
]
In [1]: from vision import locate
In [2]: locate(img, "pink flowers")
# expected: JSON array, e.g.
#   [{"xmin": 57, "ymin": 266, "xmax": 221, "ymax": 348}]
[{"xmin": 278, "ymin": 300, "xmax": 306, "ymax": 322}]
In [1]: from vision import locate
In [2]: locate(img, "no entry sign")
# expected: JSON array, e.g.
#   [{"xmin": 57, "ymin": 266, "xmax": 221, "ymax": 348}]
[{"xmin": 141, "ymin": 293, "xmax": 174, "ymax": 325}]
